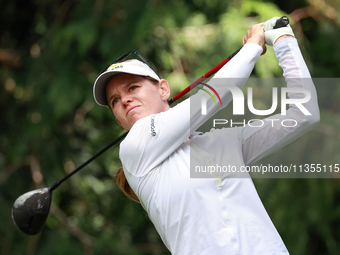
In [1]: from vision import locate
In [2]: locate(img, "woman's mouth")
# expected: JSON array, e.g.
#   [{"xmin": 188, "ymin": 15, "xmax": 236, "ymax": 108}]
[{"xmin": 126, "ymin": 106, "xmax": 140, "ymax": 116}]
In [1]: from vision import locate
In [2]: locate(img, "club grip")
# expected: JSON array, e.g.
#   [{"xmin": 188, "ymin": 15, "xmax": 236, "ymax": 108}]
[{"xmin": 274, "ymin": 16, "xmax": 289, "ymax": 29}]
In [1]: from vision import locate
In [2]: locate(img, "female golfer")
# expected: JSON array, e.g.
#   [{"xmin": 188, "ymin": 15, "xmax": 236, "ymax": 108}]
[{"xmin": 93, "ymin": 18, "xmax": 319, "ymax": 254}]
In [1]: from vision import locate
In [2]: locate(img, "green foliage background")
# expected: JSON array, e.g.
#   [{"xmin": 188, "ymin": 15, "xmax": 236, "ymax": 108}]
[{"xmin": 1, "ymin": 0, "xmax": 340, "ymax": 254}]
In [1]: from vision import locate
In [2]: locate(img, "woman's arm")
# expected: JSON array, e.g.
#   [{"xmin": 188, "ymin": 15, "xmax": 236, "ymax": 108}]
[
  {"xmin": 239, "ymin": 37, "xmax": 320, "ymax": 165},
  {"xmin": 120, "ymin": 28, "xmax": 265, "ymax": 178}
]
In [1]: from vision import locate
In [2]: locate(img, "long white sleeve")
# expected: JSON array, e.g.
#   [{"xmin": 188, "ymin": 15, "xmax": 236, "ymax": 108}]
[{"xmin": 239, "ymin": 38, "xmax": 320, "ymax": 165}]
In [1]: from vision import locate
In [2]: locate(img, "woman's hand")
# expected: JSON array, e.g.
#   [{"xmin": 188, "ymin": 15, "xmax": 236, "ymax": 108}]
[
  {"xmin": 263, "ymin": 17, "xmax": 295, "ymax": 46},
  {"xmin": 242, "ymin": 23, "xmax": 266, "ymax": 55}
]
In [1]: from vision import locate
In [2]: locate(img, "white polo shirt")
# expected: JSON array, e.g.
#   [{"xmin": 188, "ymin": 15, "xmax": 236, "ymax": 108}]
[{"xmin": 119, "ymin": 39, "xmax": 319, "ymax": 255}]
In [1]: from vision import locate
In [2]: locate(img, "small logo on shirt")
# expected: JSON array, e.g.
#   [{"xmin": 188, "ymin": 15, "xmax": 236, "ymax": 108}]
[{"xmin": 150, "ymin": 115, "xmax": 156, "ymax": 136}]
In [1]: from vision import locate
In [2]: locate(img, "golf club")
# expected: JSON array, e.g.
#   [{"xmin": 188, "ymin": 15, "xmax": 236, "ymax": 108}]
[{"xmin": 12, "ymin": 16, "xmax": 289, "ymax": 235}]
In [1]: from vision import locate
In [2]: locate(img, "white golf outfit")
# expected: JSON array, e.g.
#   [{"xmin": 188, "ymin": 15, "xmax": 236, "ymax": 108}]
[{"xmin": 119, "ymin": 38, "xmax": 319, "ymax": 255}]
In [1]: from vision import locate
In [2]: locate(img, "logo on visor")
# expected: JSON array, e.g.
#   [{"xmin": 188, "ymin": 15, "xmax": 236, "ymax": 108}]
[
  {"xmin": 107, "ymin": 63, "xmax": 123, "ymax": 71},
  {"xmin": 196, "ymin": 82, "xmax": 222, "ymax": 106}
]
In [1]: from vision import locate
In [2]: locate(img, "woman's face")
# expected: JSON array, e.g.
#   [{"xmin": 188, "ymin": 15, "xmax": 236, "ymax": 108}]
[{"xmin": 106, "ymin": 73, "xmax": 170, "ymax": 131}]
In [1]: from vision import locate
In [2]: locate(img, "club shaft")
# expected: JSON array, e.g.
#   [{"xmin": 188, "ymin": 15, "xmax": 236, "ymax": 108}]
[
  {"xmin": 50, "ymin": 16, "xmax": 289, "ymax": 190},
  {"xmin": 168, "ymin": 48, "xmax": 241, "ymax": 104},
  {"xmin": 170, "ymin": 16, "xmax": 289, "ymax": 103},
  {"xmin": 50, "ymin": 132, "xmax": 128, "ymax": 191}
]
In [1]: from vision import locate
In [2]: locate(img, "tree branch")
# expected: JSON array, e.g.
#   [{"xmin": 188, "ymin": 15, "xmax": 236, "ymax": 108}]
[{"xmin": 50, "ymin": 204, "xmax": 96, "ymax": 255}]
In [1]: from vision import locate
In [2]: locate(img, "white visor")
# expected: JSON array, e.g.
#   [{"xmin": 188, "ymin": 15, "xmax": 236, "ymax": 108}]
[{"xmin": 93, "ymin": 59, "xmax": 160, "ymax": 106}]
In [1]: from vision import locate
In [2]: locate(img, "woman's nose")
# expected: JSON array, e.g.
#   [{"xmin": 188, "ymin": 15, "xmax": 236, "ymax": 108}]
[{"xmin": 121, "ymin": 95, "xmax": 133, "ymax": 105}]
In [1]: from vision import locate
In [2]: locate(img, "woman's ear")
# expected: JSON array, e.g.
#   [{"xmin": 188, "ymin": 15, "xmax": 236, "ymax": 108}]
[{"xmin": 158, "ymin": 79, "xmax": 171, "ymax": 101}]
